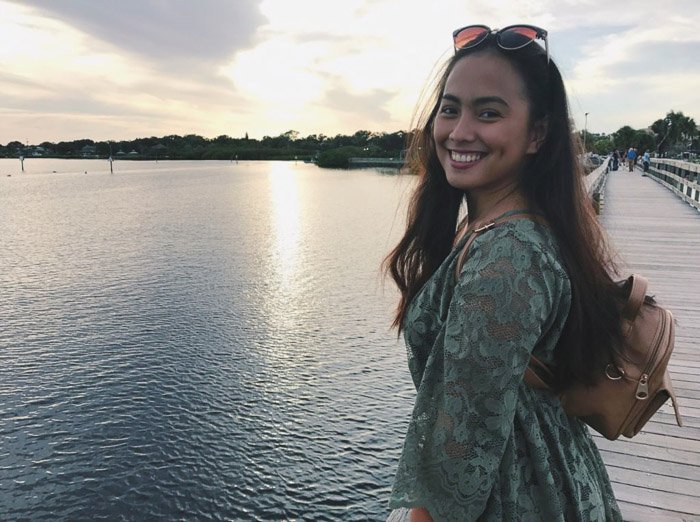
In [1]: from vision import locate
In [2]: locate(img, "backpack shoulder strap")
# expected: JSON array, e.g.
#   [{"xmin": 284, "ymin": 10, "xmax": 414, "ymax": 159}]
[
  {"xmin": 454, "ymin": 210, "xmax": 547, "ymax": 281},
  {"xmin": 524, "ymin": 355, "xmax": 555, "ymax": 390},
  {"xmin": 453, "ymin": 210, "xmax": 559, "ymax": 390},
  {"xmin": 621, "ymin": 274, "xmax": 648, "ymax": 321}
]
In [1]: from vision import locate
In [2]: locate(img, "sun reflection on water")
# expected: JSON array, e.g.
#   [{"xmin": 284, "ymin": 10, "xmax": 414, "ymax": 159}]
[
  {"xmin": 262, "ymin": 162, "xmax": 318, "ymax": 389},
  {"xmin": 268, "ymin": 162, "xmax": 301, "ymax": 289}
]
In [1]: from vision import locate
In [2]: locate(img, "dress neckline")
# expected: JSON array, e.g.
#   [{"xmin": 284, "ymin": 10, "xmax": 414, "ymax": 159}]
[{"xmin": 454, "ymin": 208, "xmax": 542, "ymax": 249}]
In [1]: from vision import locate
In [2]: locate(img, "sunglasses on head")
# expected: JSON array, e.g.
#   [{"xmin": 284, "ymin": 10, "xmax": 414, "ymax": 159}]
[{"xmin": 452, "ymin": 24, "xmax": 549, "ymax": 63}]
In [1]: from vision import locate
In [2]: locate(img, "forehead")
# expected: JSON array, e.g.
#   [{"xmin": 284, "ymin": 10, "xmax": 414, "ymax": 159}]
[{"xmin": 443, "ymin": 52, "xmax": 527, "ymax": 101}]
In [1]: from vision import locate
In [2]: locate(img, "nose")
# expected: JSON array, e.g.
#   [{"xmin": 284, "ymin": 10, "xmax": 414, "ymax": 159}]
[{"xmin": 448, "ymin": 113, "xmax": 477, "ymax": 143}]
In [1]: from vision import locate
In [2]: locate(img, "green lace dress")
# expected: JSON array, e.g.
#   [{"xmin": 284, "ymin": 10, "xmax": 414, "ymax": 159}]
[{"xmin": 389, "ymin": 218, "xmax": 622, "ymax": 521}]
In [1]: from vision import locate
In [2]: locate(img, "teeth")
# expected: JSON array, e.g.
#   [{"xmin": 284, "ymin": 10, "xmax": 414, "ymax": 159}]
[{"xmin": 451, "ymin": 151, "xmax": 483, "ymax": 163}]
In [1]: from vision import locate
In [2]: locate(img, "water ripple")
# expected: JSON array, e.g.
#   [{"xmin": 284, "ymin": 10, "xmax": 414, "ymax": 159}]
[{"xmin": 0, "ymin": 159, "xmax": 415, "ymax": 521}]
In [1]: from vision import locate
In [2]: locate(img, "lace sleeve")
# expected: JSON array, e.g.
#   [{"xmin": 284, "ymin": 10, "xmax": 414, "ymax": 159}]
[{"xmin": 389, "ymin": 228, "xmax": 566, "ymax": 521}]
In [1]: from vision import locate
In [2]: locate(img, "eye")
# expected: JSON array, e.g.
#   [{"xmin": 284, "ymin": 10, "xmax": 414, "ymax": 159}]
[
  {"xmin": 438, "ymin": 104, "xmax": 458, "ymax": 116},
  {"xmin": 479, "ymin": 109, "xmax": 501, "ymax": 120}
]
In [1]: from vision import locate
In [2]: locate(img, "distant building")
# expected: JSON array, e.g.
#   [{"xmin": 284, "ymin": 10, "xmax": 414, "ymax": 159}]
[
  {"xmin": 81, "ymin": 144, "xmax": 97, "ymax": 158},
  {"xmin": 149, "ymin": 143, "xmax": 168, "ymax": 159}
]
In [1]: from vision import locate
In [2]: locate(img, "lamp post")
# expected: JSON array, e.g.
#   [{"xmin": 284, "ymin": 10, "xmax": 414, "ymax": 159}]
[{"xmin": 583, "ymin": 112, "xmax": 589, "ymax": 153}]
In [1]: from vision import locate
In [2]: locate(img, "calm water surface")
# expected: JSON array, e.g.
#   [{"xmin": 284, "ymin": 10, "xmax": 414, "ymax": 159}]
[{"xmin": 0, "ymin": 159, "xmax": 416, "ymax": 521}]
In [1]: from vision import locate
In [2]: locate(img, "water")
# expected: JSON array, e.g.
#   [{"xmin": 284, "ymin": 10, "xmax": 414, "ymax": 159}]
[{"xmin": 0, "ymin": 159, "xmax": 417, "ymax": 521}]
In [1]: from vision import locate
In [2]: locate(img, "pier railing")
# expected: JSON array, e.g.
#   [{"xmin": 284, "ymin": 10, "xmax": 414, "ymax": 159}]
[
  {"xmin": 585, "ymin": 157, "xmax": 611, "ymax": 214},
  {"xmin": 645, "ymin": 159, "xmax": 700, "ymax": 211},
  {"xmin": 347, "ymin": 157, "xmax": 404, "ymax": 168}
]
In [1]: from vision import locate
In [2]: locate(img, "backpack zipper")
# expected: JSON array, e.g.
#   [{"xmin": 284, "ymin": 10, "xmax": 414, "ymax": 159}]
[{"xmin": 635, "ymin": 310, "xmax": 667, "ymax": 400}]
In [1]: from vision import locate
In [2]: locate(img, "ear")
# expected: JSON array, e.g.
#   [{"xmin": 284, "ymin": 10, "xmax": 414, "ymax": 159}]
[{"xmin": 527, "ymin": 117, "xmax": 548, "ymax": 154}]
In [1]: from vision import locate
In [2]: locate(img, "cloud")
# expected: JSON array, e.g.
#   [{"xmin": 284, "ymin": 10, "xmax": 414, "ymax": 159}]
[
  {"xmin": 603, "ymin": 41, "xmax": 700, "ymax": 76},
  {"xmin": 0, "ymin": 0, "xmax": 260, "ymax": 142},
  {"xmin": 9, "ymin": 0, "xmax": 266, "ymax": 69},
  {"xmin": 1, "ymin": 0, "xmax": 699, "ymax": 142},
  {"xmin": 319, "ymin": 82, "xmax": 397, "ymax": 128}
]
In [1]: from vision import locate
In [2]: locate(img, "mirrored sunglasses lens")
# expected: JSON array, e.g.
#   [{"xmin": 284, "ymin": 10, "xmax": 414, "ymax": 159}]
[
  {"xmin": 499, "ymin": 27, "xmax": 538, "ymax": 49},
  {"xmin": 454, "ymin": 27, "xmax": 489, "ymax": 49}
]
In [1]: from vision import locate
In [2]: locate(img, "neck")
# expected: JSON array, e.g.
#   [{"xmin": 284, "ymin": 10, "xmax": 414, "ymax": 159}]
[{"xmin": 466, "ymin": 186, "xmax": 529, "ymax": 227}]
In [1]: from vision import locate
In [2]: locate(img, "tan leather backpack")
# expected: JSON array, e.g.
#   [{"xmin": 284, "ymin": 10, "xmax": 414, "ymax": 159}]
[
  {"xmin": 455, "ymin": 214, "xmax": 683, "ymax": 440},
  {"xmin": 525, "ymin": 274, "xmax": 683, "ymax": 440}
]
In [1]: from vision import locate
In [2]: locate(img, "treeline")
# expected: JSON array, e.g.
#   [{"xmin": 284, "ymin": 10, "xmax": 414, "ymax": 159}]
[
  {"xmin": 578, "ymin": 110, "xmax": 698, "ymax": 156},
  {"xmin": 0, "ymin": 130, "xmax": 408, "ymax": 168},
  {"xmin": 2, "ymin": 109, "xmax": 696, "ymax": 169}
]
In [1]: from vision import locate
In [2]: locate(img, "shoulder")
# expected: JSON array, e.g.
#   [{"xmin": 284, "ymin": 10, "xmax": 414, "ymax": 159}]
[
  {"xmin": 449, "ymin": 220, "xmax": 570, "ymax": 349},
  {"xmin": 459, "ymin": 219, "xmax": 570, "ymax": 301},
  {"xmin": 468, "ymin": 220, "xmax": 565, "ymax": 272}
]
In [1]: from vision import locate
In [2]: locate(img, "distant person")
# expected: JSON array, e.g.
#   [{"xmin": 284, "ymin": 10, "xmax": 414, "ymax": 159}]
[
  {"xmin": 633, "ymin": 148, "xmax": 639, "ymax": 166},
  {"xmin": 384, "ymin": 23, "xmax": 622, "ymax": 521},
  {"xmin": 627, "ymin": 147, "xmax": 637, "ymax": 171},
  {"xmin": 642, "ymin": 150, "xmax": 650, "ymax": 174},
  {"xmin": 611, "ymin": 149, "xmax": 620, "ymax": 171}
]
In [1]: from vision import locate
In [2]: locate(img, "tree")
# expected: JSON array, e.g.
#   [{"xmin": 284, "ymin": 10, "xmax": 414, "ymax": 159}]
[
  {"xmin": 651, "ymin": 118, "xmax": 671, "ymax": 153},
  {"xmin": 316, "ymin": 146, "xmax": 364, "ymax": 168},
  {"xmin": 352, "ymin": 130, "xmax": 373, "ymax": 146},
  {"xmin": 281, "ymin": 130, "xmax": 299, "ymax": 141},
  {"xmin": 577, "ymin": 130, "xmax": 596, "ymax": 152},
  {"xmin": 6, "ymin": 141, "xmax": 23, "ymax": 155},
  {"xmin": 95, "ymin": 141, "xmax": 111, "ymax": 156},
  {"xmin": 633, "ymin": 130, "xmax": 655, "ymax": 154},
  {"xmin": 370, "ymin": 131, "xmax": 406, "ymax": 154},
  {"xmin": 612, "ymin": 126, "xmax": 636, "ymax": 151},
  {"xmin": 653, "ymin": 111, "xmax": 698, "ymax": 154},
  {"xmin": 592, "ymin": 136, "xmax": 613, "ymax": 155}
]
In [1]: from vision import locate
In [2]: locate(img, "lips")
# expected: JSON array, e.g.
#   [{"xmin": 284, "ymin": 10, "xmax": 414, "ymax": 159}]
[{"xmin": 450, "ymin": 150, "xmax": 486, "ymax": 163}]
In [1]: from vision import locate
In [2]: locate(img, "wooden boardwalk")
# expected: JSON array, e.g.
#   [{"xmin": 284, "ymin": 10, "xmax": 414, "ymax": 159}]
[{"xmin": 597, "ymin": 166, "xmax": 700, "ymax": 521}]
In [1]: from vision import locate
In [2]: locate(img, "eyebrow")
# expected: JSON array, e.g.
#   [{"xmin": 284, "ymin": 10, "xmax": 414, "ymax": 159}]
[{"xmin": 441, "ymin": 94, "xmax": 510, "ymax": 107}]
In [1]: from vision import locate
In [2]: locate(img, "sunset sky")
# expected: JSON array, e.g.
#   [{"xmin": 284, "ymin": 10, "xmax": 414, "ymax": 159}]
[{"xmin": 1, "ymin": 0, "xmax": 698, "ymax": 144}]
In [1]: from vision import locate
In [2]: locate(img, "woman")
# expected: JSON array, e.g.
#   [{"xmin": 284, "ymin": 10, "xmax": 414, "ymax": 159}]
[{"xmin": 384, "ymin": 25, "xmax": 623, "ymax": 521}]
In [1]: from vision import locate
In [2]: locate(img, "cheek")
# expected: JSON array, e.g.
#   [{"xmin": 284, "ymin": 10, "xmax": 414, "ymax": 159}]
[
  {"xmin": 485, "ymin": 121, "xmax": 526, "ymax": 149},
  {"xmin": 432, "ymin": 119, "xmax": 448, "ymax": 146}
]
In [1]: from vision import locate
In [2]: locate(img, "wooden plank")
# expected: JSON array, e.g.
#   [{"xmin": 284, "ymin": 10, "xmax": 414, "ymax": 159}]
[
  {"xmin": 652, "ymin": 411, "xmax": 700, "ymax": 429},
  {"xmin": 669, "ymin": 360, "xmax": 700, "ymax": 369},
  {"xmin": 613, "ymin": 483, "xmax": 699, "ymax": 515},
  {"xmin": 673, "ymin": 377, "xmax": 700, "ymax": 386},
  {"xmin": 597, "ymin": 169, "xmax": 700, "ymax": 519},
  {"xmin": 639, "ymin": 421, "xmax": 700, "ymax": 439},
  {"xmin": 672, "ymin": 389, "xmax": 700, "ymax": 400},
  {"xmin": 599, "ymin": 449, "xmax": 700, "ymax": 481},
  {"xmin": 667, "ymin": 376, "xmax": 700, "ymax": 388},
  {"xmin": 671, "ymin": 347, "xmax": 700, "ymax": 355},
  {"xmin": 595, "ymin": 437, "xmax": 700, "ymax": 465},
  {"xmin": 618, "ymin": 500, "xmax": 697, "ymax": 521},
  {"xmin": 672, "ymin": 371, "xmax": 698, "ymax": 382},
  {"xmin": 593, "ymin": 431, "xmax": 700, "ymax": 452},
  {"xmin": 675, "ymin": 397, "xmax": 700, "ymax": 409},
  {"xmin": 658, "ymin": 404, "xmax": 700, "ymax": 420},
  {"xmin": 606, "ymin": 465, "xmax": 699, "ymax": 496},
  {"xmin": 670, "ymin": 360, "xmax": 700, "ymax": 368},
  {"xmin": 601, "ymin": 431, "xmax": 700, "ymax": 452}
]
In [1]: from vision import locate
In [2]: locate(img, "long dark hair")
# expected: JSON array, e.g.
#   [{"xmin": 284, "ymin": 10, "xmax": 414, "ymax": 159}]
[{"xmin": 384, "ymin": 38, "xmax": 624, "ymax": 387}]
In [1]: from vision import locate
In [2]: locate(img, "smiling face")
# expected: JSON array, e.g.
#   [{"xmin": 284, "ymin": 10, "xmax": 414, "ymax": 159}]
[{"xmin": 433, "ymin": 51, "xmax": 543, "ymax": 200}]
